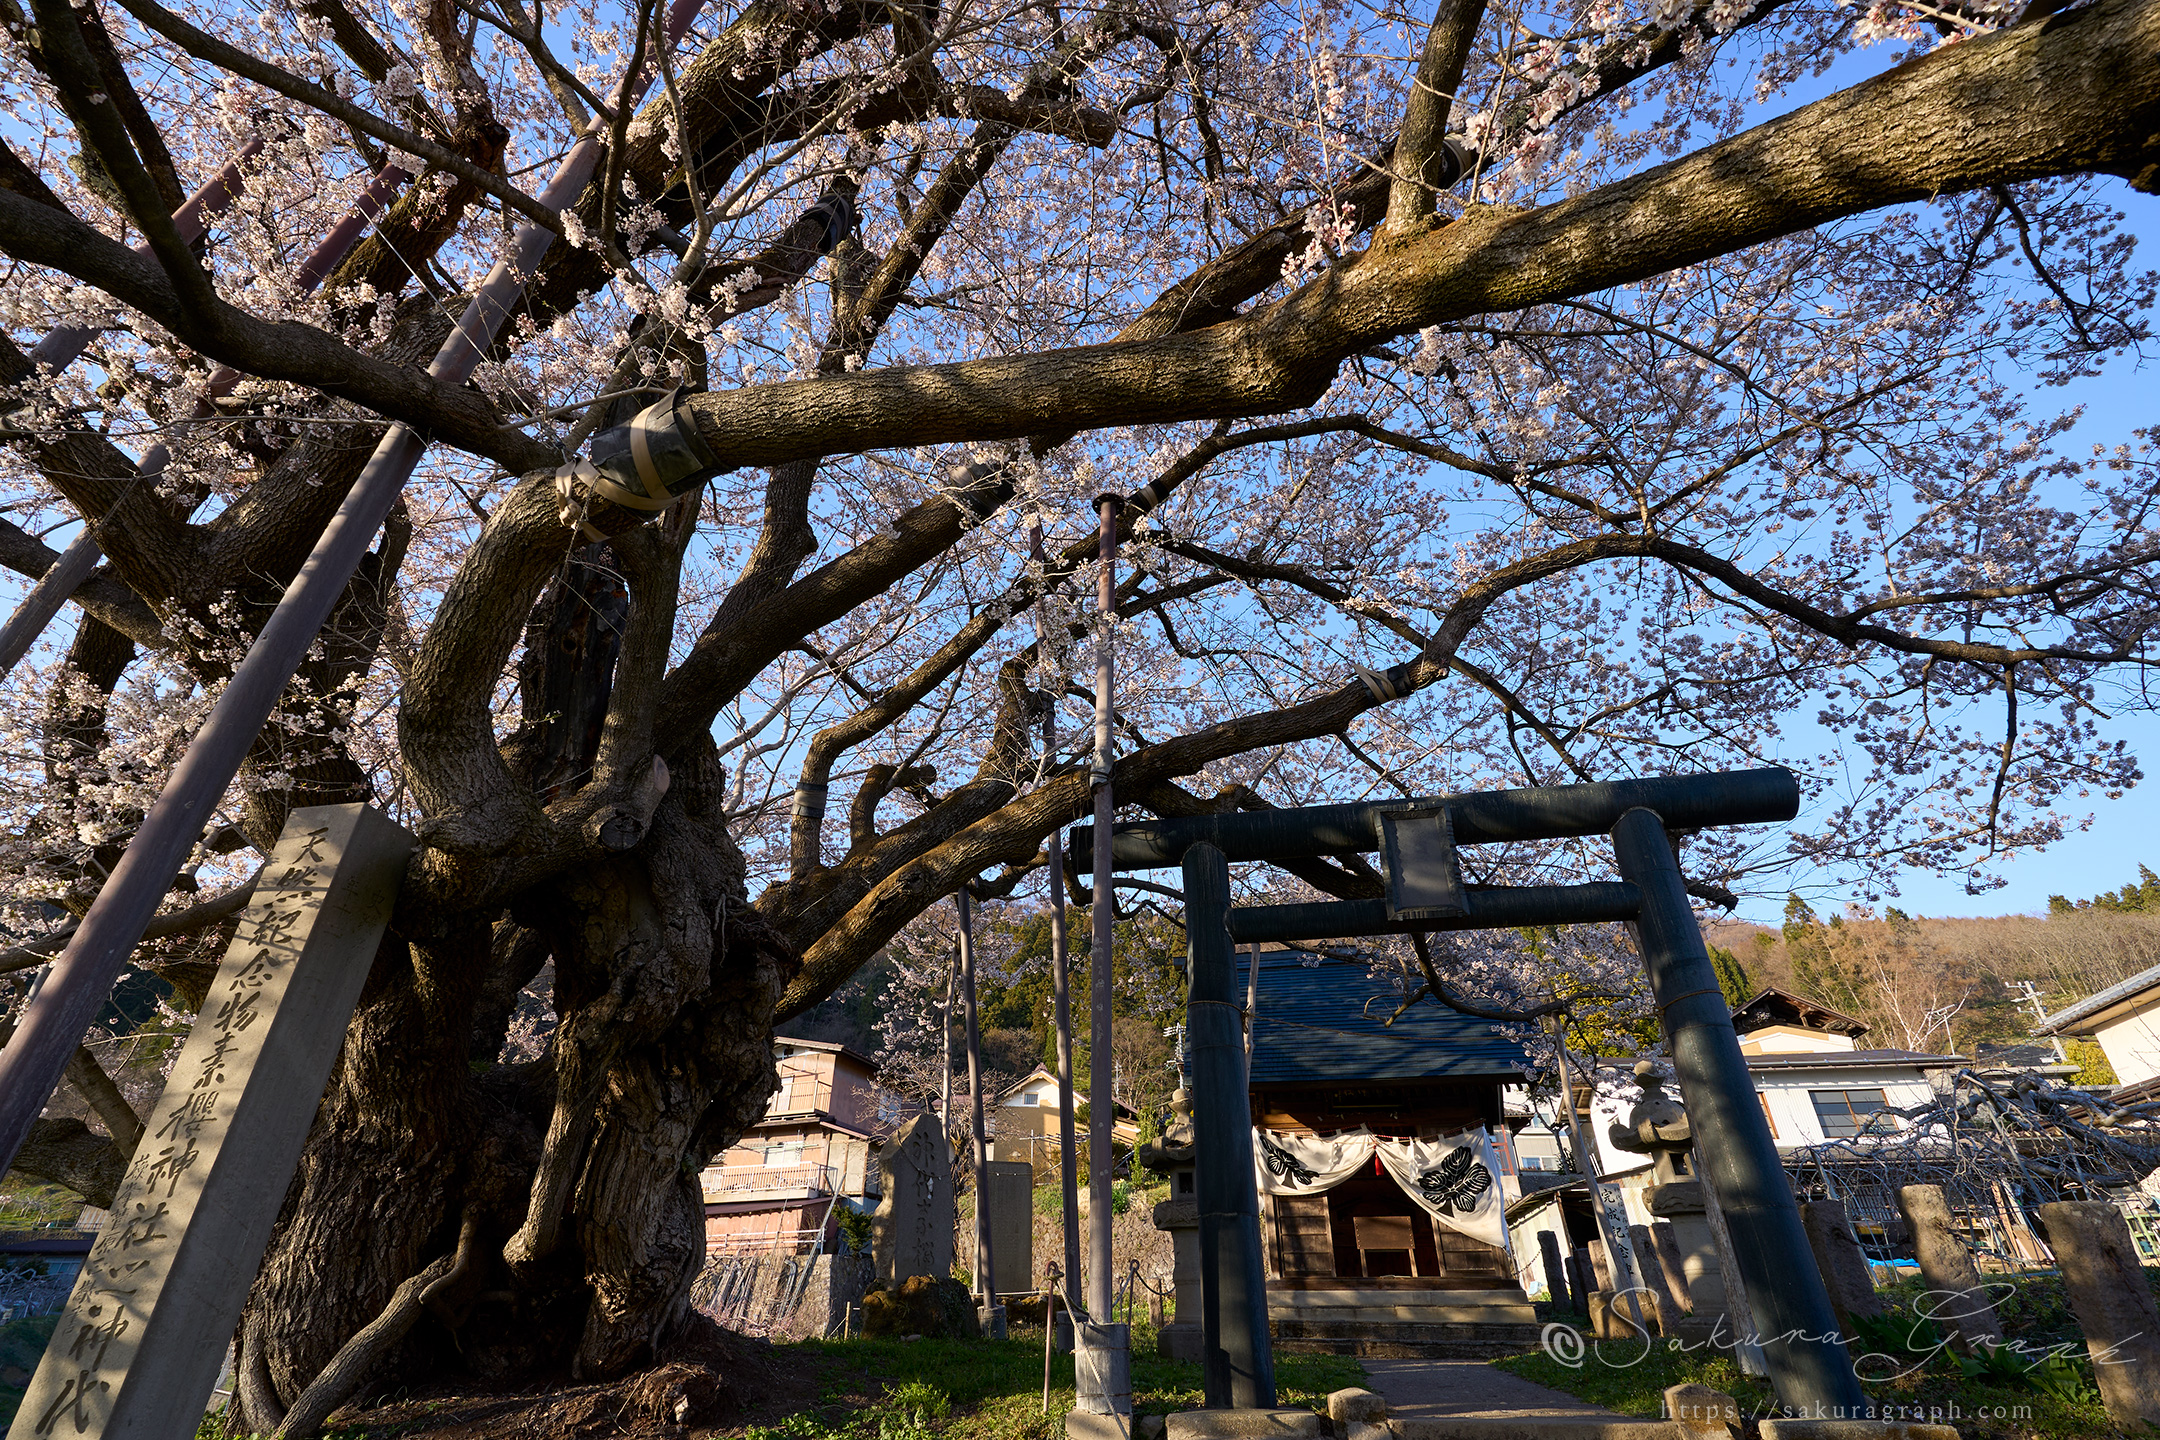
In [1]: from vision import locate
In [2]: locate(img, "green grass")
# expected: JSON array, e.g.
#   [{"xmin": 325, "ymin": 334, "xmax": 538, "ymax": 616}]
[
  {"xmin": 0, "ymin": 1184, "xmax": 85, "ymax": 1231},
  {"xmin": 1, "ymin": 1314, "xmax": 60, "ymax": 1428},
  {"xmin": 1497, "ymin": 1271, "xmax": 2118, "ymax": 1440},
  {"xmin": 771, "ymin": 1321, "xmax": 1364, "ymax": 1440}
]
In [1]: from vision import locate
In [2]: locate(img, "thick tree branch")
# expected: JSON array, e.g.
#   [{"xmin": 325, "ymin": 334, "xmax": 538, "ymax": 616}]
[
  {"xmin": 1386, "ymin": 0, "xmax": 1483, "ymax": 229},
  {"xmin": 679, "ymin": 1, "xmax": 2160, "ymax": 474},
  {"xmin": 0, "ymin": 186, "xmax": 558, "ymax": 473}
]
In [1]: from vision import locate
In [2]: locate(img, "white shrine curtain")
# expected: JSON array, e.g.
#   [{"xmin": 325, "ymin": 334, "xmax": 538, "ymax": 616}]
[
  {"xmin": 1251, "ymin": 1128, "xmax": 1377, "ymax": 1195},
  {"xmin": 1374, "ymin": 1131, "xmax": 1509, "ymax": 1251}
]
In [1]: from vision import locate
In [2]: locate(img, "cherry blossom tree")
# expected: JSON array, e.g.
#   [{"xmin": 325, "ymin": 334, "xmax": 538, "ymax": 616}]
[{"xmin": 0, "ymin": 0, "xmax": 2157, "ymax": 1416}]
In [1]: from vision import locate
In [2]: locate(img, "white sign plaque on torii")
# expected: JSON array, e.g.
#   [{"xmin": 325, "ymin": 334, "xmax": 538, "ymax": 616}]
[{"xmin": 10, "ymin": 803, "xmax": 412, "ymax": 1440}]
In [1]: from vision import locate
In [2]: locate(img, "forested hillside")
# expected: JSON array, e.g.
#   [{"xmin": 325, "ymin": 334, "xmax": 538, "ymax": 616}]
[{"xmin": 1702, "ymin": 870, "xmax": 2160, "ymax": 1085}]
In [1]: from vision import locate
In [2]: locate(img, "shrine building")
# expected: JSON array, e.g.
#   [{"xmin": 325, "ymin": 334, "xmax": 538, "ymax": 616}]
[{"xmin": 1236, "ymin": 945, "xmax": 1544, "ymax": 1351}]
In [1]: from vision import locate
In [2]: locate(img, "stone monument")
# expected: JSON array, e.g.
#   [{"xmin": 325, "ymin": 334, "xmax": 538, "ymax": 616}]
[
  {"xmin": 2038, "ymin": 1200, "xmax": 2160, "ymax": 1428},
  {"xmin": 1610, "ymin": 1059, "xmax": 1731, "ymax": 1342},
  {"xmin": 1798, "ymin": 1199, "xmax": 1883, "ymax": 1330},
  {"xmin": 8, "ymin": 804, "xmax": 412, "ymax": 1440},
  {"xmin": 1894, "ymin": 1184, "xmax": 2002, "ymax": 1351},
  {"xmin": 874, "ymin": 1113, "xmax": 955, "ymax": 1285},
  {"xmin": 1140, "ymin": 1090, "xmax": 1200, "ymax": 1362},
  {"xmin": 981, "ymin": 1159, "xmax": 1033, "ymax": 1297}
]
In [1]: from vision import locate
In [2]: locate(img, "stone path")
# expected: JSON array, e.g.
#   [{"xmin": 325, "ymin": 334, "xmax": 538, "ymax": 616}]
[{"xmin": 1359, "ymin": 1359, "xmax": 1618, "ymax": 1420}]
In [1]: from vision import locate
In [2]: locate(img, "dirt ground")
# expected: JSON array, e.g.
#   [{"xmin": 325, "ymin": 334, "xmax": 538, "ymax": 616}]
[{"xmin": 329, "ymin": 1317, "xmax": 826, "ymax": 1439}]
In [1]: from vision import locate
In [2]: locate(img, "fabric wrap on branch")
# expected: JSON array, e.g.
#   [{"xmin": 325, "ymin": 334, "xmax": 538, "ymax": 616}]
[{"xmin": 1251, "ymin": 1126, "xmax": 1509, "ymax": 1251}]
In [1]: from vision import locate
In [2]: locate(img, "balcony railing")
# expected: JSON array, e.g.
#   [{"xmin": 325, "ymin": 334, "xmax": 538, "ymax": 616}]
[{"xmin": 704, "ymin": 1162, "xmax": 838, "ymax": 1198}]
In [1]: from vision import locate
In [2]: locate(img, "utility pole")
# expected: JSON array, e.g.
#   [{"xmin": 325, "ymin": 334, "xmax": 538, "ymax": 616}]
[
  {"xmin": 1030, "ymin": 521, "xmax": 1084, "ymax": 1309},
  {"xmin": 957, "ymin": 889, "xmax": 995, "ymax": 1306},
  {"xmin": 2013, "ymin": 981, "xmax": 2068, "ymax": 1061},
  {"xmin": 1087, "ymin": 494, "xmax": 1120, "ymax": 1320}
]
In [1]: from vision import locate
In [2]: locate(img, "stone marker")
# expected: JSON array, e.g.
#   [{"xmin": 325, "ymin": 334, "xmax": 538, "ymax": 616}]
[
  {"xmin": 1630, "ymin": 1223, "xmax": 1684, "ymax": 1333},
  {"xmin": 9, "ymin": 804, "xmax": 411, "ymax": 1440},
  {"xmin": 1663, "ymin": 1383, "xmax": 1739, "ymax": 1438},
  {"xmin": 1650, "ymin": 1222, "xmax": 1694, "ymax": 1316},
  {"xmin": 2038, "ymin": 1201, "xmax": 2160, "ymax": 1428},
  {"xmin": 981, "ymin": 1160, "xmax": 1034, "ymax": 1297},
  {"xmin": 1582, "ymin": 1241, "xmax": 1612, "ymax": 1293},
  {"xmin": 1892, "ymin": 1185, "xmax": 2001, "ymax": 1351},
  {"xmin": 875, "ymin": 1113, "xmax": 955, "ymax": 1284},
  {"xmin": 1539, "ymin": 1231, "xmax": 1572, "ymax": 1312},
  {"xmin": 1799, "ymin": 1201, "xmax": 1883, "ymax": 1330},
  {"xmin": 1563, "ymin": 1254, "xmax": 1591, "ymax": 1316}
]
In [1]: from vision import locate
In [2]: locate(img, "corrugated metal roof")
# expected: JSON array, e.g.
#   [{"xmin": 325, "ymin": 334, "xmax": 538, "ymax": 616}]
[{"xmin": 1242, "ymin": 949, "xmax": 1533, "ymax": 1086}]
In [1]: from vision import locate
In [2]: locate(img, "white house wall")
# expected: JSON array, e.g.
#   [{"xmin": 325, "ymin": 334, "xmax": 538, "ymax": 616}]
[
  {"xmin": 2096, "ymin": 999, "xmax": 2160, "ymax": 1087},
  {"xmin": 1750, "ymin": 1066, "xmax": 1937, "ymax": 1148}
]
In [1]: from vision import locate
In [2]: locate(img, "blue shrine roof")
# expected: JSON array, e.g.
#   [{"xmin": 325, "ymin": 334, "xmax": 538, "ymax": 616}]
[{"xmin": 1235, "ymin": 947, "xmax": 1533, "ymax": 1087}]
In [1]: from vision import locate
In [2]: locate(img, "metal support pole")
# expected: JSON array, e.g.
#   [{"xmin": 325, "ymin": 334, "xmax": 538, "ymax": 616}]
[
  {"xmin": 0, "ymin": 532, "xmax": 104, "ymax": 678},
  {"xmin": 0, "ymin": 0, "xmax": 714, "ymax": 1184},
  {"xmin": 0, "ymin": 154, "xmax": 407, "ymax": 683},
  {"xmin": 957, "ymin": 890, "xmax": 995, "ymax": 1300},
  {"xmin": 1610, "ymin": 807, "xmax": 1864, "ymax": 1416},
  {"xmin": 1549, "ymin": 1022, "xmax": 1645, "ymax": 1334},
  {"xmin": 1047, "ymin": 829, "xmax": 1084, "ymax": 1310},
  {"xmin": 1184, "ymin": 842, "xmax": 1275, "ymax": 1409},
  {"xmin": 1087, "ymin": 495, "xmax": 1119, "ymax": 1319},
  {"xmin": 1033, "ymin": 522, "xmax": 1085, "ymax": 1310}
]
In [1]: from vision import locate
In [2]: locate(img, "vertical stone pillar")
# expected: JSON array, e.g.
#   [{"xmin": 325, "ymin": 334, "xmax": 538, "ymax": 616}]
[
  {"xmin": 1630, "ymin": 1224, "xmax": 1684, "ymax": 1333},
  {"xmin": 1142, "ymin": 1116, "xmax": 1201, "ymax": 1362},
  {"xmin": 2037, "ymin": 1201, "xmax": 2160, "ymax": 1429},
  {"xmin": 1539, "ymin": 1231, "xmax": 1572, "ymax": 1312},
  {"xmin": 1893, "ymin": 1185, "xmax": 2002, "ymax": 1350},
  {"xmin": 1565, "ymin": 1253, "xmax": 1592, "ymax": 1316},
  {"xmin": 1798, "ymin": 1201, "xmax": 1882, "ymax": 1329},
  {"xmin": 9, "ymin": 804, "xmax": 411, "ymax": 1440},
  {"xmin": 1650, "ymin": 1223, "xmax": 1694, "ymax": 1316}
]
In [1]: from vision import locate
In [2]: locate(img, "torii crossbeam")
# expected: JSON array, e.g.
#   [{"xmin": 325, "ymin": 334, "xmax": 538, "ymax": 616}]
[{"xmin": 1073, "ymin": 766, "xmax": 1866, "ymax": 1418}]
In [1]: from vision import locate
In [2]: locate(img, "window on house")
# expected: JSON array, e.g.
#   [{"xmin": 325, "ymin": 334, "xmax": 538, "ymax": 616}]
[
  {"xmin": 763, "ymin": 1140, "xmax": 806, "ymax": 1167},
  {"xmin": 771, "ymin": 1077, "xmax": 795, "ymax": 1112},
  {"xmin": 1013, "ymin": 1093, "xmax": 1039, "ymax": 1107},
  {"xmin": 1759, "ymin": 1094, "xmax": 1778, "ymax": 1139},
  {"xmin": 1809, "ymin": 1088, "xmax": 1893, "ymax": 1138}
]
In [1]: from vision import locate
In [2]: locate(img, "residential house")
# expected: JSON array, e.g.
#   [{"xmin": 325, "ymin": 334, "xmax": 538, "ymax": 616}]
[
  {"xmin": 699, "ymin": 1035, "xmax": 885, "ymax": 1254},
  {"xmin": 2038, "ymin": 962, "xmax": 2160, "ymax": 1099},
  {"xmin": 993, "ymin": 1065, "xmax": 1141, "ymax": 1171},
  {"xmin": 1556, "ymin": 989, "xmax": 2024, "ymax": 1263}
]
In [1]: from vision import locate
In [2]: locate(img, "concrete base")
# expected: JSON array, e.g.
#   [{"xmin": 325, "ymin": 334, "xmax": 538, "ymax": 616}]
[
  {"xmin": 1759, "ymin": 1423, "xmax": 1959, "ymax": 1440},
  {"xmin": 1068, "ymin": 1411, "xmax": 1133, "ymax": 1440},
  {"xmin": 1164, "ymin": 1409, "xmax": 1328, "ymax": 1440}
]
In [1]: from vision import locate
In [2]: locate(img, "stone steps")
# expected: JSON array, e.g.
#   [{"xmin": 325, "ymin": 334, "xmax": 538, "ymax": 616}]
[{"xmin": 1269, "ymin": 1320, "xmax": 1548, "ymax": 1360}]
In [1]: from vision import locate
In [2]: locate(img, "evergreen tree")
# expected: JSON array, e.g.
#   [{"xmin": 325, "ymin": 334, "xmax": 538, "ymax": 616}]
[{"xmin": 1710, "ymin": 945, "xmax": 1753, "ymax": 1009}]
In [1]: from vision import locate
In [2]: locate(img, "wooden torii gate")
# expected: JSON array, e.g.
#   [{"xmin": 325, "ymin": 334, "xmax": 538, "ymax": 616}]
[{"xmin": 1072, "ymin": 766, "xmax": 1868, "ymax": 1419}]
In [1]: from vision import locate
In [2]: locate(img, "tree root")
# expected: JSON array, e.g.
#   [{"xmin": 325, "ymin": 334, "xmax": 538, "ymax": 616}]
[{"xmin": 273, "ymin": 1251, "xmax": 456, "ymax": 1439}]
